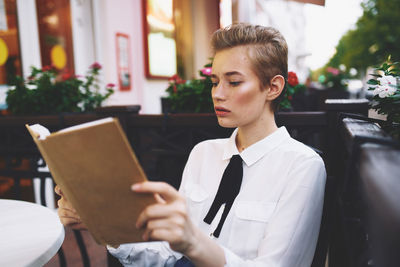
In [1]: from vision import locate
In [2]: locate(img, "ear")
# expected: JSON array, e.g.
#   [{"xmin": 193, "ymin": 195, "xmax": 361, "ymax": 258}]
[{"xmin": 265, "ymin": 75, "xmax": 285, "ymax": 101}]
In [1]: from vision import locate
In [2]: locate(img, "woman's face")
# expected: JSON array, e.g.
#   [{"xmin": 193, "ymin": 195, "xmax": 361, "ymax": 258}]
[{"xmin": 211, "ymin": 46, "xmax": 270, "ymax": 129}]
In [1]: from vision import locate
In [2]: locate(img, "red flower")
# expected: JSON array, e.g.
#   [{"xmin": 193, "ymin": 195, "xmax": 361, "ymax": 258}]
[
  {"xmin": 168, "ymin": 74, "xmax": 185, "ymax": 84},
  {"xmin": 42, "ymin": 65, "xmax": 53, "ymax": 72},
  {"xmin": 90, "ymin": 62, "xmax": 102, "ymax": 70},
  {"xmin": 287, "ymin": 71, "xmax": 299, "ymax": 87},
  {"xmin": 61, "ymin": 71, "xmax": 73, "ymax": 81},
  {"xmin": 106, "ymin": 83, "xmax": 116, "ymax": 88},
  {"xmin": 288, "ymin": 95, "xmax": 293, "ymax": 101}
]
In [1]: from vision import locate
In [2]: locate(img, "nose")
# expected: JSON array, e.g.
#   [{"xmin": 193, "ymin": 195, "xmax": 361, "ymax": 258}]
[{"xmin": 212, "ymin": 82, "xmax": 226, "ymax": 102}]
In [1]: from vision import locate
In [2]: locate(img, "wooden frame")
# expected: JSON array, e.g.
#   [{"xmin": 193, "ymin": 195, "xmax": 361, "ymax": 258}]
[
  {"xmin": 141, "ymin": 0, "xmax": 177, "ymax": 79},
  {"xmin": 116, "ymin": 33, "xmax": 131, "ymax": 91}
]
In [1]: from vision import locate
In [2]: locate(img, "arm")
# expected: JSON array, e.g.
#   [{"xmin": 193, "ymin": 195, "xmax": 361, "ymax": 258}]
[
  {"xmin": 55, "ymin": 185, "xmax": 178, "ymax": 266},
  {"xmin": 133, "ymin": 182, "xmax": 227, "ymax": 267}
]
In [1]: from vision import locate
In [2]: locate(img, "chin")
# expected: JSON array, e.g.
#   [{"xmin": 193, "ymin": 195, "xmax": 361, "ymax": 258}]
[{"xmin": 216, "ymin": 117, "xmax": 237, "ymax": 128}]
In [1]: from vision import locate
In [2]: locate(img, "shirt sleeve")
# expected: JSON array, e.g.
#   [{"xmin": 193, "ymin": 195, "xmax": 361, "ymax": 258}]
[
  {"xmin": 222, "ymin": 156, "xmax": 326, "ymax": 267},
  {"xmin": 107, "ymin": 241, "xmax": 182, "ymax": 267}
]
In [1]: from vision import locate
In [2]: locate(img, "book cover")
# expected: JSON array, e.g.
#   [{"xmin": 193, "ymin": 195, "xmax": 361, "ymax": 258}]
[{"xmin": 26, "ymin": 117, "xmax": 155, "ymax": 246}]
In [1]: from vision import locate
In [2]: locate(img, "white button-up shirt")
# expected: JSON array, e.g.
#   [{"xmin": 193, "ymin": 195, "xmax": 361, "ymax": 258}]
[{"xmin": 108, "ymin": 127, "xmax": 326, "ymax": 267}]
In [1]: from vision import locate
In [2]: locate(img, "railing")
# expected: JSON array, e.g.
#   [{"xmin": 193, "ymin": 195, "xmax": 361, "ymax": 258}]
[
  {"xmin": 0, "ymin": 100, "xmax": 376, "ymax": 267},
  {"xmin": 0, "ymin": 111, "xmax": 331, "ymax": 193}
]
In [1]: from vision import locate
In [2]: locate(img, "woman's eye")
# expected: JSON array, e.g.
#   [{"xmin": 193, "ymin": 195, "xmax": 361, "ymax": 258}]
[{"xmin": 229, "ymin": 81, "xmax": 242, "ymax": 86}]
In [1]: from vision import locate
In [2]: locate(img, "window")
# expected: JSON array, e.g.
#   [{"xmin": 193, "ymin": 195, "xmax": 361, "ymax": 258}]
[
  {"xmin": 36, "ymin": 0, "xmax": 74, "ymax": 73},
  {"xmin": 0, "ymin": 0, "xmax": 22, "ymax": 85},
  {"xmin": 142, "ymin": 0, "xmax": 177, "ymax": 78}
]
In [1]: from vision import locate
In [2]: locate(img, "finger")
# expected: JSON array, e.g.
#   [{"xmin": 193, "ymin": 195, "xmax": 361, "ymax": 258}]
[
  {"xmin": 146, "ymin": 216, "xmax": 186, "ymax": 232},
  {"xmin": 57, "ymin": 198, "xmax": 76, "ymax": 213},
  {"xmin": 60, "ymin": 218, "xmax": 87, "ymax": 230},
  {"xmin": 59, "ymin": 215, "xmax": 82, "ymax": 225},
  {"xmin": 54, "ymin": 185, "xmax": 63, "ymax": 197},
  {"xmin": 58, "ymin": 210, "xmax": 82, "ymax": 225},
  {"xmin": 142, "ymin": 225, "xmax": 172, "ymax": 242},
  {"xmin": 136, "ymin": 202, "xmax": 187, "ymax": 229},
  {"xmin": 154, "ymin": 193, "xmax": 166, "ymax": 204},
  {"xmin": 132, "ymin": 182, "xmax": 179, "ymax": 203},
  {"xmin": 58, "ymin": 207, "xmax": 81, "ymax": 220},
  {"xmin": 146, "ymin": 228, "xmax": 185, "ymax": 245}
]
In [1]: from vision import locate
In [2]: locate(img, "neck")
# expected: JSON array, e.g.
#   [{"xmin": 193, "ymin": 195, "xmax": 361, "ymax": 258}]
[{"xmin": 235, "ymin": 109, "xmax": 278, "ymax": 152}]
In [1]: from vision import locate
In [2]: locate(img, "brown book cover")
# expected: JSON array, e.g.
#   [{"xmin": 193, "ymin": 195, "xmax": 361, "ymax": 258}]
[{"xmin": 26, "ymin": 117, "xmax": 155, "ymax": 247}]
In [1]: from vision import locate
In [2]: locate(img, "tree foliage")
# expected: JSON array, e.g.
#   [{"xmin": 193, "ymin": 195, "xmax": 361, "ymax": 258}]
[{"xmin": 327, "ymin": 0, "xmax": 400, "ymax": 73}]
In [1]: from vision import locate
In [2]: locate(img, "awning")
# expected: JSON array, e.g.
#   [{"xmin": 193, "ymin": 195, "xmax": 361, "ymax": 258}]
[{"xmin": 289, "ymin": 0, "xmax": 325, "ymax": 6}]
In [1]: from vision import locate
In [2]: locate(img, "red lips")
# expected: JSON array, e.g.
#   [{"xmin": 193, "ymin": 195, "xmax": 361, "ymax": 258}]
[{"xmin": 214, "ymin": 106, "xmax": 231, "ymax": 116}]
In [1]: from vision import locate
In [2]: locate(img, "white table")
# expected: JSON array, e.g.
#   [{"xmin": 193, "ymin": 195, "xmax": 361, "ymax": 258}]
[{"xmin": 0, "ymin": 199, "xmax": 65, "ymax": 267}]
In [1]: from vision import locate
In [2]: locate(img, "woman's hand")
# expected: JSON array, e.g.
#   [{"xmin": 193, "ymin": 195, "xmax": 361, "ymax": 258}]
[
  {"xmin": 55, "ymin": 185, "xmax": 87, "ymax": 230},
  {"xmin": 133, "ymin": 181, "xmax": 198, "ymax": 254}
]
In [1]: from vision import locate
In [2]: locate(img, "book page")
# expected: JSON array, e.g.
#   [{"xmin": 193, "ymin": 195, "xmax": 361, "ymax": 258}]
[
  {"xmin": 29, "ymin": 124, "xmax": 51, "ymax": 140},
  {"xmin": 58, "ymin": 117, "xmax": 114, "ymax": 133},
  {"xmin": 28, "ymin": 117, "xmax": 114, "ymax": 140}
]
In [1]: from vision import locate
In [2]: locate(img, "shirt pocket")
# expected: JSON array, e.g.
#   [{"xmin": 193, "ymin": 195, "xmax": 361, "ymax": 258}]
[
  {"xmin": 184, "ymin": 184, "xmax": 209, "ymax": 224},
  {"xmin": 228, "ymin": 201, "xmax": 277, "ymax": 258}
]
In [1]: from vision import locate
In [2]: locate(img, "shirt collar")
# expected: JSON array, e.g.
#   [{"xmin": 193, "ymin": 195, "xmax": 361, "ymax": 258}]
[{"xmin": 223, "ymin": 127, "xmax": 290, "ymax": 166}]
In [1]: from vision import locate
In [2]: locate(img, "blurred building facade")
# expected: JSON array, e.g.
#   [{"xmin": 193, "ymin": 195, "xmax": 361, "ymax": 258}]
[{"xmin": 1, "ymin": 0, "xmax": 322, "ymax": 113}]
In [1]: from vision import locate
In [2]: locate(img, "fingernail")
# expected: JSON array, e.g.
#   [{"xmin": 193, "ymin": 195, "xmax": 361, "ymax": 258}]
[{"xmin": 131, "ymin": 184, "xmax": 141, "ymax": 191}]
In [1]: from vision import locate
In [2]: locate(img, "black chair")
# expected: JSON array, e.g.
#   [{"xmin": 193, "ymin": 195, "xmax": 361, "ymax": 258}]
[{"xmin": 328, "ymin": 113, "xmax": 399, "ymax": 267}]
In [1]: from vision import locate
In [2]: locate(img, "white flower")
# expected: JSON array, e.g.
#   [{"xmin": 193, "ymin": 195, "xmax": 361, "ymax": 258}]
[
  {"xmin": 377, "ymin": 75, "xmax": 397, "ymax": 87},
  {"xmin": 372, "ymin": 74, "xmax": 398, "ymax": 98},
  {"xmin": 26, "ymin": 84, "xmax": 37, "ymax": 90},
  {"xmin": 373, "ymin": 85, "xmax": 396, "ymax": 98}
]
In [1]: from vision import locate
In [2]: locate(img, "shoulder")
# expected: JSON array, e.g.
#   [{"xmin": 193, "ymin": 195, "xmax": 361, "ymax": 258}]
[
  {"xmin": 280, "ymin": 136, "xmax": 323, "ymax": 163},
  {"xmin": 183, "ymin": 137, "xmax": 229, "ymax": 171},
  {"xmin": 189, "ymin": 138, "xmax": 229, "ymax": 157},
  {"xmin": 278, "ymin": 137, "xmax": 326, "ymax": 187}
]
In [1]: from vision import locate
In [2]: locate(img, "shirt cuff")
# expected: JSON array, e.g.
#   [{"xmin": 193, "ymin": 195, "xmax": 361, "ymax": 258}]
[
  {"xmin": 107, "ymin": 242, "xmax": 183, "ymax": 265},
  {"xmin": 221, "ymin": 245, "xmax": 243, "ymax": 267},
  {"xmin": 107, "ymin": 243, "xmax": 135, "ymax": 263}
]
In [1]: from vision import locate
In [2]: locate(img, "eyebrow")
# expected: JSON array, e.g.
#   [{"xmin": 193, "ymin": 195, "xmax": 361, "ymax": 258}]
[{"xmin": 210, "ymin": 71, "xmax": 244, "ymax": 79}]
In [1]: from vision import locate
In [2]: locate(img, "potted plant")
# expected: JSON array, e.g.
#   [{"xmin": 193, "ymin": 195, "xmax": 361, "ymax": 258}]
[
  {"xmin": 5, "ymin": 62, "xmax": 114, "ymax": 115},
  {"xmin": 163, "ymin": 63, "xmax": 214, "ymax": 113},
  {"xmin": 280, "ymin": 71, "xmax": 306, "ymax": 111},
  {"xmin": 164, "ymin": 63, "xmax": 303, "ymax": 113},
  {"xmin": 367, "ymin": 59, "xmax": 400, "ymax": 140}
]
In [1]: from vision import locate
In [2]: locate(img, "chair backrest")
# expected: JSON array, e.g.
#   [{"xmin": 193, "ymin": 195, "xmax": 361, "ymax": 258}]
[
  {"xmin": 326, "ymin": 114, "xmax": 399, "ymax": 267},
  {"xmin": 359, "ymin": 143, "xmax": 400, "ymax": 267}
]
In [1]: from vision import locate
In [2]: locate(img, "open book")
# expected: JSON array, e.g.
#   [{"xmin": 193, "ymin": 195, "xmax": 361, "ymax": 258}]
[{"xmin": 26, "ymin": 117, "xmax": 155, "ymax": 246}]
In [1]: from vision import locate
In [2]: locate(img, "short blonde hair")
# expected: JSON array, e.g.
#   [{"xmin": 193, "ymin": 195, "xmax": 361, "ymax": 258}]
[{"xmin": 211, "ymin": 23, "xmax": 288, "ymax": 111}]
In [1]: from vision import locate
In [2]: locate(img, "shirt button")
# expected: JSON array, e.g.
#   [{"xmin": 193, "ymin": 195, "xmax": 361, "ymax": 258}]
[{"xmin": 210, "ymin": 232, "xmax": 213, "ymax": 237}]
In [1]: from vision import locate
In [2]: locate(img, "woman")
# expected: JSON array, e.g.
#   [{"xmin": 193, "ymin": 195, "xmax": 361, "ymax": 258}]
[{"xmin": 57, "ymin": 23, "xmax": 326, "ymax": 267}]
